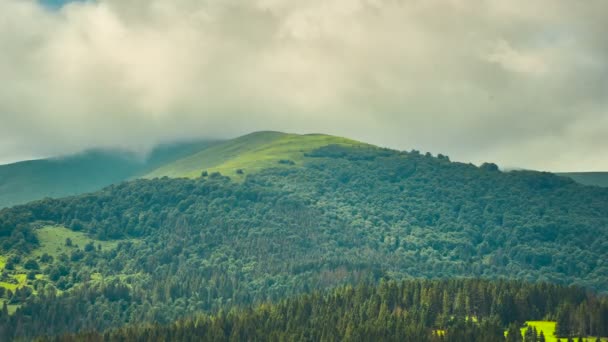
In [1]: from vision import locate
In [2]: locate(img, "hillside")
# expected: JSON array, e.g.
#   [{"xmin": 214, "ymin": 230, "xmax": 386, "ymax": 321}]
[
  {"xmin": 0, "ymin": 133, "xmax": 608, "ymax": 339},
  {"xmin": 0, "ymin": 140, "xmax": 215, "ymax": 209},
  {"xmin": 558, "ymin": 172, "xmax": 608, "ymax": 187},
  {"xmin": 145, "ymin": 131, "xmax": 367, "ymax": 179}
]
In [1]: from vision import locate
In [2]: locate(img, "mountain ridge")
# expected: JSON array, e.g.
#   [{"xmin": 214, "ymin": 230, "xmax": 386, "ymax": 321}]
[{"xmin": 3, "ymin": 131, "xmax": 603, "ymax": 210}]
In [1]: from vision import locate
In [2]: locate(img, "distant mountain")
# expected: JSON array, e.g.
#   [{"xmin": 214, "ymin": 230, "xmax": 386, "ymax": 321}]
[
  {"xmin": 0, "ymin": 140, "xmax": 216, "ymax": 209},
  {"xmin": 557, "ymin": 172, "xmax": 608, "ymax": 187}
]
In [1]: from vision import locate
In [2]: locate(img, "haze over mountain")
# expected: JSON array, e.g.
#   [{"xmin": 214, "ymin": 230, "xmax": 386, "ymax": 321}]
[
  {"xmin": 2, "ymin": 131, "xmax": 604, "ymax": 211},
  {"xmin": 557, "ymin": 172, "xmax": 608, "ymax": 188},
  {"xmin": 0, "ymin": 140, "xmax": 214, "ymax": 209},
  {"xmin": 1, "ymin": 0, "xmax": 607, "ymax": 171}
]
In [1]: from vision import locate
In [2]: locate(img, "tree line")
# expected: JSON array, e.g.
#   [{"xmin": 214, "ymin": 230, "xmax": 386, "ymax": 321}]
[{"xmin": 36, "ymin": 279, "xmax": 608, "ymax": 341}]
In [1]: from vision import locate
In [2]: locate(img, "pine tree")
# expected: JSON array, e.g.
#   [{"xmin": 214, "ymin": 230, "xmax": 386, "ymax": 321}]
[
  {"xmin": 525, "ymin": 326, "xmax": 534, "ymax": 342},
  {"xmin": 539, "ymin": 330, "xmax": 546, "ymax": 342},
  {"xmin": 439, "ymin": 289, "xmax": 450, "ymax": 327},
  {"xmin": 507, "ymin": 323, "xmax": 523, "ymax": 342},
  {"xmin": 556, "ymin": 305, "xmax": 572, "ymax": 337}
]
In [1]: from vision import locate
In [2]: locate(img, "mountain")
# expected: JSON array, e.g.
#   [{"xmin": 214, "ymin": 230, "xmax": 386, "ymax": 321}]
[
  {"xmin": 0, "ymin": 140, "xmax": 216, "ymax": 209},
  {"xmin": 557, "ymin": 172, "xmax": 608, "ymax": 187},
  {"xmin": 1, "ymin": 132, "xmax": 608, "ymax": 339}
]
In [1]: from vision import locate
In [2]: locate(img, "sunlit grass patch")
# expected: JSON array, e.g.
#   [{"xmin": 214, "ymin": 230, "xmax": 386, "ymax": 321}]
[
  {"xmin": 511, "ymin": 321, "xmax": 608, "ymax": 342},
  {"xmin": 146, "ymin": 131, "xmax": 370, "ymax": 180},
  {"xmin": 32, "ymin": 225, "xmax": 119, "ymax": 258}
]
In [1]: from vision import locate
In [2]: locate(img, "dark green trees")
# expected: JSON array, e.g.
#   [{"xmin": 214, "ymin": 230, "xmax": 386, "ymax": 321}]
[{"xmin": 507, "ymin": 324, "xmax": 523, "ymax": 342}]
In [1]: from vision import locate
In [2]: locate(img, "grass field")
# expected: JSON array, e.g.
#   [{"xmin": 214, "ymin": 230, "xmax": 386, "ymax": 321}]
[
  {"xmin": 145, "ymin": 131, "xmax": 368, "ymax": 180},
  {"xmin": 516, "ymin": 321, "xmax": 607, "ymax": 342},
  {"xmin": 32, "ymin": 225, "xmax": 120, "ymax": 258}
]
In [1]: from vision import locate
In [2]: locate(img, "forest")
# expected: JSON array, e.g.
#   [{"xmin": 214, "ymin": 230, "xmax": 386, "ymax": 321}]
[
  {"xmin": 37, "ymin": 279, "xmax": 608, "ymax": 341},
  {"xmin": 1, "ymin": 144, "xmax": 607, "ymax": 339}
]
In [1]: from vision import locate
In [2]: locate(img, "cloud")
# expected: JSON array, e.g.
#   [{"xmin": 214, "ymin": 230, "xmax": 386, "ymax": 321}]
[
  {"xmin": 483, "ymin": 39, "xmax": 548, "ymax": 75},
  {"xmin": 0, "ymin": 0, "xmax": 607, "ymax": 171}
]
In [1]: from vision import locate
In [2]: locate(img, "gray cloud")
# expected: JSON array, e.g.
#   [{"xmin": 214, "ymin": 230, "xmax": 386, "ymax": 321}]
[{"xmin": 0, "ymin": 0, "xmax": 607, "ymax": 171}]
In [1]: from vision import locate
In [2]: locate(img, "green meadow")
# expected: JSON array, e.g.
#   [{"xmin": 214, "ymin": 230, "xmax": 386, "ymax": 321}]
[
  {"xmin": 513, "ymin": 321, "xmax": 607, "ymax": 342},
  {"xmin": 145, "ymin": 131, "xmax": 368, "ymax": 180},
  {"xmin": 32, "ymin": 225, "xmax": 120, "ymax": 259}
]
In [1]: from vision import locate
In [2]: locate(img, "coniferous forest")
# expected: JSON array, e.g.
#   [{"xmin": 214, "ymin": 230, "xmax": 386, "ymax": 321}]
[
  {"xmin": 37, "ymin": 279, "xmax": 608, "ymax": 342},
  {"xmin": 1, "ymin": 144, "xmax": 608, "ymax": 340}
]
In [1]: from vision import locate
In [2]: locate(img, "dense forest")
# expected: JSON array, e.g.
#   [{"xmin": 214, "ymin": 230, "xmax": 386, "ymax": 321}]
[
  {"xmin": 1, "ymin": 144, "xmax": 608, "ymax": 339},
  {"xmin": 37, "ymin": 279, "xmax": 608, "ymax": 341}
]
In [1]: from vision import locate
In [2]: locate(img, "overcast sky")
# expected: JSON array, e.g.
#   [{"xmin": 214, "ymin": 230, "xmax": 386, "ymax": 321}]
[{"xmin": 1, "ymin": 0, "xmax": 606, "ymax": 171}]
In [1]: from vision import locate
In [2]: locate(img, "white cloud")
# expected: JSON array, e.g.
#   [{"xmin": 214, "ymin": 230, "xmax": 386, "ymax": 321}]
[
  {"xmin": 0, "ymin": 0, "xmax": 607, "ymax": 171},
  {"xmin": 484, "ymin": 39, "xmax": 548, "ymax": 75}
]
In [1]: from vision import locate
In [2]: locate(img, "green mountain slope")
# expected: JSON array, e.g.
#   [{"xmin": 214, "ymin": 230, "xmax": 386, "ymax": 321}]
[
  {"xmin": 0, "ymin": 140, "xmax": 215, "ymax": 209},
  {"xmin": 145, "ymin": 131, "xmax": 367, "ymax": 179},
  {"xmin": 557, "ymin": 172, "xmax": 608, "ymax": 187},
  {"xmin": 1, "ymin": 133, "xmax": 608, "ymax": 339}
]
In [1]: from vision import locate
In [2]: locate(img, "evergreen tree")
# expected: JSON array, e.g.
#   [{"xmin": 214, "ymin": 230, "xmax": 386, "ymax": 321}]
[
  {"xmin": 507, "ymin": 323, "xmax": 523, "ymax": 342},
  {"xmin": 556, "ymin": 305, "xmax": 572, "ymax": 337}
]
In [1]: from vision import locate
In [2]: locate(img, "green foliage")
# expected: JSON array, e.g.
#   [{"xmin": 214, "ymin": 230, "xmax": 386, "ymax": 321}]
[
  {"xmin": 0, "ymin": 143, "xmax": 607, "ymax": 340},
  {"xmin": 36, "ymin": 280, "xmax": 608, "ymax": 342}
]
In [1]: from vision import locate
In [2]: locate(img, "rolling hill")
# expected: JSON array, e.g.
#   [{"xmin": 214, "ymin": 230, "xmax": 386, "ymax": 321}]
[
  {"xmin": 557, "ymin": 172, "xmax": 608, "ymax": 187},
  {"xmin": 145, "ymin": 131, "xmax": 367, "ymax": 179},
  {"xmin": 0, "ymin": 140, "xmax": 216, "ymax": 209},
  {"xmin": 1, "ymin": 131, "xmax": 608, "ymax": 340}
]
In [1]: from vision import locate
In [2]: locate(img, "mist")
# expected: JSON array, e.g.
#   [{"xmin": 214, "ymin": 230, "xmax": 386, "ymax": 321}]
[{"xmin": 1, "ymin": 0, "xmax": 607, "ymax": 171}]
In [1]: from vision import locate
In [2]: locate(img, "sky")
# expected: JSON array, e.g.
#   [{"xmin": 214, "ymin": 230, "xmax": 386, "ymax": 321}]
[{"xmin": 0, "ymin": 0, "xmax": 606, "ymax": 171}]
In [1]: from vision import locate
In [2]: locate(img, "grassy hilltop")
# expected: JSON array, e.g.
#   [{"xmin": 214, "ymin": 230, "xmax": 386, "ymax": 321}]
[{"xmin": 145, "ymin": 131, "xmax": 367, "ymax": 179}]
